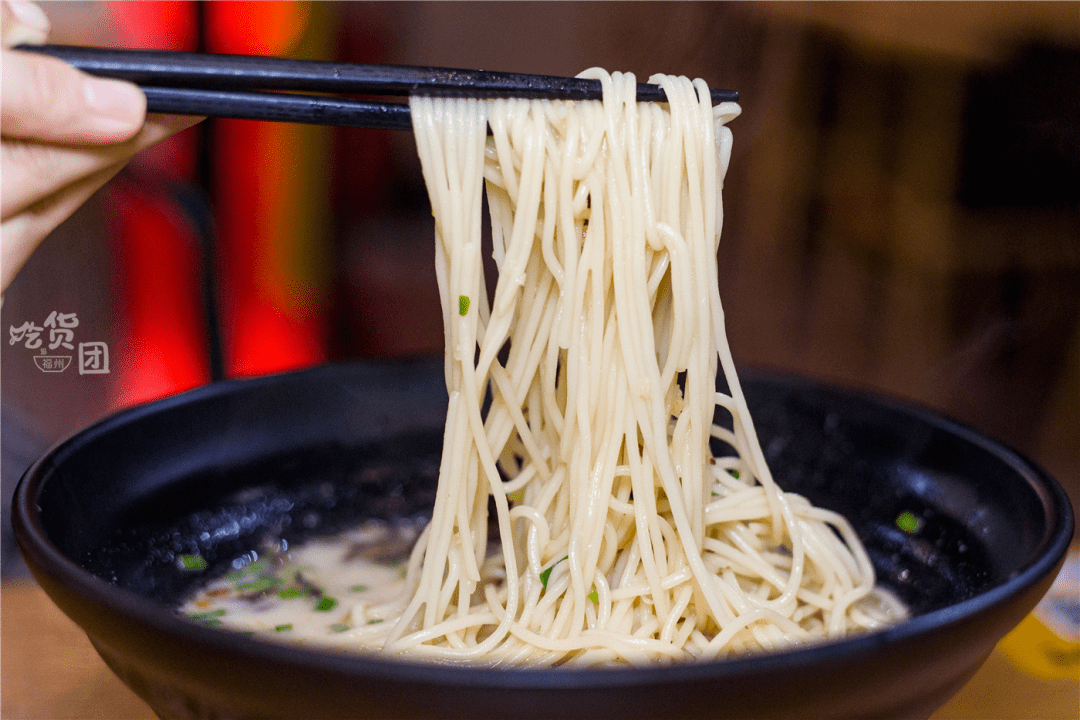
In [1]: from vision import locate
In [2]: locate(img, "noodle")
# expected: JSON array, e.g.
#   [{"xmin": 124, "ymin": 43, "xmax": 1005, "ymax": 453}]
[
  {"xmin": 377, "ymin": 70, "xmax": 902, "ymax": 664},
  {"xmin": 182, "ymin": 69, "xmax": 904, "ymax": 664}
]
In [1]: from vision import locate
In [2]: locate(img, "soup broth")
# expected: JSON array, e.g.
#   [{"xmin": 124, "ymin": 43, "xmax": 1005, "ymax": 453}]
[{"xmin": 181, "ymin": 522, "xmax": 421, "ymax": 648}]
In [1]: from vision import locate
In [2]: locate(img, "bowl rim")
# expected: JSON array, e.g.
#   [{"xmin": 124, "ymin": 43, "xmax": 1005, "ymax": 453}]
[{"xmin": 12, "ymin": 362, "xmax": 1075, "ymax": 689}]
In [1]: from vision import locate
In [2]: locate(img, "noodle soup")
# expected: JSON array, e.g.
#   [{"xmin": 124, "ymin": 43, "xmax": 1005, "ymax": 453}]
[
  {"xmin": 182, "ymin": 68, "xmax": 907, "ymax": 665},
  {"xmin": 181, "ymin": 518, "xmax": 905, "ymax": 659}
]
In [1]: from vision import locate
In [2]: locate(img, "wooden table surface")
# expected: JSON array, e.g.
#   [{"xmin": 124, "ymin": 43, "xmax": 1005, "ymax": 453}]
[{"xmin": 2, "ymin": 579, "xmax": 1077, "ymax": 720}]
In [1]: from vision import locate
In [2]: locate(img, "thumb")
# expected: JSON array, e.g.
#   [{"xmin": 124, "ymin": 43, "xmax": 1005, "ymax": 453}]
[{"xmin": 1, "ymin": 46, "xmax": 147, "ymax": 144}]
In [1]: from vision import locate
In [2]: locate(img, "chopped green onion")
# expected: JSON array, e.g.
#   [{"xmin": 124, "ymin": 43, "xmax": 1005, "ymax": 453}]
[
  {"xmin": 331, "ymin": 623, "xmax": 350, "ymax": 633},
  {"xmin": 896, "ymin": 511, "xmax": 923, "ymax": 534},
  {"xmin": 244, "ymin": 560, "xmax": 267, "ymax": 574},
  {"xmin": 367, "ymin": 618, "xmax": 384, "ymax": 625},
  {"xmin": 540, "ymin": 556, "xmax": 569, "ymax": 588},
  {"xmin": 274, "ymin": 624, "xmax": 293, "ymax": 632},
  {"xmin": 459, "ymin": 295, "xmax": 470, "ymax": 316},
  {"xmin": 315, "ymin": 596, "xmax": 338, "ymax": 612},
  {"xmin": 223, "ymin": 568, "xmax": 248, "ymax": 581},
  {"xmin": 178, "ymin": 554, "xmax": 208, "ymax": 572},
  {"xmin": 188, "ymin": 609, "xmax": 226, "ymax": 623},
  {"xmin": 350, "ymin": 585, "xmax": 368, "ymax": 593},
  {"xmin": 278, "ymin": 587, "xmax": 309, "ymax": 599},
  {"xmin": 588, "ymin": 588, "xmax": 599, "ymax": 604},
  {"xmin": 236, "ymin": 577, "xmax": 278, "ymax": 593},
  {"xmin": 729, "ymin": 470, "xmax": 740, "ymax": 479}
]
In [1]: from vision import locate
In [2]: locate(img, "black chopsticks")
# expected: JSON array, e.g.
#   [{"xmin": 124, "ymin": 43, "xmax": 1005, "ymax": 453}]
[
  {"xmin": 140, "ymin": 87, "xmax": 414, "ymax": 130},
  {"xmin": 18, "ymin": 45, "xmax": 738, "ymax": 130}
]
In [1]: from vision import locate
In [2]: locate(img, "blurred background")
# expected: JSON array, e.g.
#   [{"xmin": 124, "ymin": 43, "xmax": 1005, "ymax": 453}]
[
  {"xmin": 2, "ymin": 1, "xmax": 1078, "ymax": 576},
  {"xmin": 1, "ymin": 3, "xmax": 1078, "ymax": 718}
]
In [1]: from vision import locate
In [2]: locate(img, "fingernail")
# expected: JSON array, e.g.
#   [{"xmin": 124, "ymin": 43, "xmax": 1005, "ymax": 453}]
[
  {"xmin": 8, "ymin": 0, "xmax": 50, "ymax": 33},
  {"xmin": 83, "ymin": 77, "xmax": 145, "ymax": 133}
]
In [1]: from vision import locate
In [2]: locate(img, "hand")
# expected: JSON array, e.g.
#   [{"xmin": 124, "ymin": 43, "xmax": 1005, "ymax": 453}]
[{"xmin": 1, "ymin": 0, "xmax": 202, "ymax": 290}]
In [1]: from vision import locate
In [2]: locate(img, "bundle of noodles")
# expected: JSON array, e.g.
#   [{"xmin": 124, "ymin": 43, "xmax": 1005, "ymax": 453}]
[{"xmin": 347, "ymin": 70, "xmax": 901, "ymax": 666}]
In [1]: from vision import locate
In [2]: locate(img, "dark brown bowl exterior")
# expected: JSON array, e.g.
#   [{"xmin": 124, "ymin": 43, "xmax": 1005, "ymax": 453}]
[{"xmin": 13, "ymin": 359, "xmax": 1074, "ymax": 720}]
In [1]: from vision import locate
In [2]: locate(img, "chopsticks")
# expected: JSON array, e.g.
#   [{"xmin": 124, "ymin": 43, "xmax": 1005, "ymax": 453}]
[
  {"xmin": 17, "ymin": 45, "xmax": 739, "ymax": 130},
  {"xmin": 140, "ymin": 87, "xmax": 413, "ymax": 130}
]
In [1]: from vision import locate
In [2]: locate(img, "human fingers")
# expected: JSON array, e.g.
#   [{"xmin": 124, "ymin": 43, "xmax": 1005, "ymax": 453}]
[
  {"xmin": 1, "ymin": 0, "xmax": 145, "ymax": 143},
  {"xmin": 1, "ymin": 111, "xmax": 201, "ymax": 219},
  {"xmin": 0, "ymin": 45, "xmax": 147, "ymax": 144},
  {"xmin": 1, "ymin": 113, "xmax": 202, "ymax": 290},
  {"xmin": 1, "ymin": 0, "xmax": 50, "ymax": 46},
  {"xmin": 1, "ymin": 161, "xmax": 126, "ymax": 289}
]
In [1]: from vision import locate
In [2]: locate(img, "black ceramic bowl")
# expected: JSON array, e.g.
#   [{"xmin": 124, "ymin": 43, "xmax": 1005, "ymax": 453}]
[{"xmin": 13, "ymin": 359, "xmax": 1073, "ymax": 720}]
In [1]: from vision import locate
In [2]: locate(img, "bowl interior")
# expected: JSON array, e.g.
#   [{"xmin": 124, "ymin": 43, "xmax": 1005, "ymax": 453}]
[{"xmin": 37, "ymin": 363, "xmax": 1048, "ymax": 616}]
